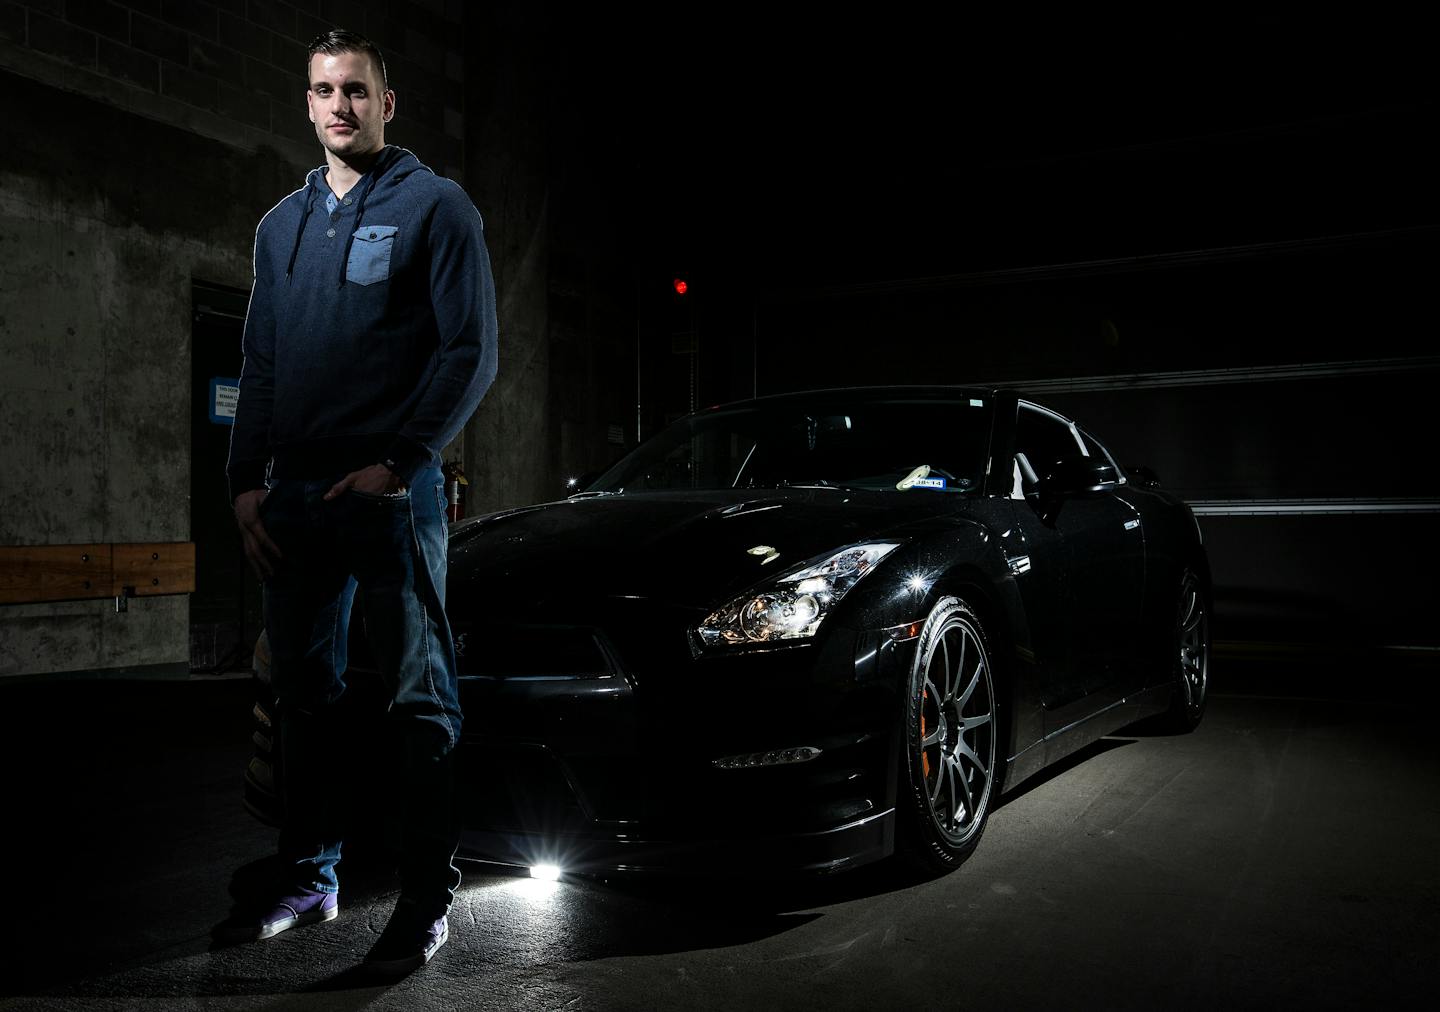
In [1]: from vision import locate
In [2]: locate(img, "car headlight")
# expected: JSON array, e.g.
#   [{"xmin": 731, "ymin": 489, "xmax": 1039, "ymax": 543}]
[{"xmin": 696, "ymin": 542, "xmax": 902, "ymax": 648}]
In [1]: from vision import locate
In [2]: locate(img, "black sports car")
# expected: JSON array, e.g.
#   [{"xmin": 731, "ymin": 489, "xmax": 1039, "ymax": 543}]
[{"xmin": 245, "ymin": 387, "xmax": 1210, "ymax": 877}]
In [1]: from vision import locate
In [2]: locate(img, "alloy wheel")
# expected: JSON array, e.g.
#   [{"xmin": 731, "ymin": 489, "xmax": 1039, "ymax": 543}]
[{"xmin": 917, "ymin": 612, "xmax": 996, "ymax": 846}]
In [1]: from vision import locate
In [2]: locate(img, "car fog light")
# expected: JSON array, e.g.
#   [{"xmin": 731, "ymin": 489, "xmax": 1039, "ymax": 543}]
[
  {"xmin": 529, "ymin": 864, "xmax": 562, "ymax": 881},
  {"xmin": 712, "ymin": 746, "xmax": 822, "ymax": 769}
]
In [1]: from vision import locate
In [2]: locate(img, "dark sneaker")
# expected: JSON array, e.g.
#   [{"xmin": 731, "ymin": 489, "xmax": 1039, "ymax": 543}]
[
  {"xmin": 364, "ymin": 902, "xmax": 449, "ymax": 975},
  {"xmin": 254, "ymin": 887, "xmax": 339, "ymax": 940}
]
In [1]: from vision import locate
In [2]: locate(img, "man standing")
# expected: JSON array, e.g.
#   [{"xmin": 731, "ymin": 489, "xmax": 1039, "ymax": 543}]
[{"xmin": 227, "ymin": 29, "xmax": 497, "ymax": 974}]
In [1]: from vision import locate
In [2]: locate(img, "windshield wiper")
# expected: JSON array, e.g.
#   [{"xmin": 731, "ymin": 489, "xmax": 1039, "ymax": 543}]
[
  {"xmin": 774, "ymin": 480, "xmax": 854, "ymax": 491},
  {"xmin": 567, "ymin": 489, "xmax": 621, "ymax": 499}
]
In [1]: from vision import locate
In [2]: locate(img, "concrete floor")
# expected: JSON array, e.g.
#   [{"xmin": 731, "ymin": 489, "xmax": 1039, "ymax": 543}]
[{"xmin": 1, "ymin": 658, "xmax": 1436, "ymax": 1011}]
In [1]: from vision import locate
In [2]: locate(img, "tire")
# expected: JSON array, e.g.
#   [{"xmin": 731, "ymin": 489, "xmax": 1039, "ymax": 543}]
[
  {"xmin": 896, "ymin": 596, "xmax": 1002, "ymax": 875},
  {"xmin": 1156, "ymin": 569, "xmax": 1209, "ymax": 733}
]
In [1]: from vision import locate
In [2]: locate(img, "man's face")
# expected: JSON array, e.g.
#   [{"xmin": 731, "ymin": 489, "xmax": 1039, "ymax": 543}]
[{"xmin": 306, "ymin": 51, "xmax": 394, "ymax": 162}]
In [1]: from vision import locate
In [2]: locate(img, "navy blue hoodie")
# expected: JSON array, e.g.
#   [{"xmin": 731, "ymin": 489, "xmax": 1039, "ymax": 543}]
[{"xmin": 227, "ymin": 146, "xmax": 497, "ymax": 501}]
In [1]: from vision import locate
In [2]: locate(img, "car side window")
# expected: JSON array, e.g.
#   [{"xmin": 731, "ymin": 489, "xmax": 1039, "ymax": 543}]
[
  {"xmin": 1015, "ymin": 405, "xmax": 1085, "ymax": 485},
  {"xmin": 638, "ymin": 432, "xmax": 752, "ymax": 489}
]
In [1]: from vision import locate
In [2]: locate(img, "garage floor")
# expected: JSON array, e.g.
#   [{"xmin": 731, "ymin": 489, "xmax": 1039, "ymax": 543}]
[{"xmin": 1, "ymin": 657, "xmax": 1436, "ymax": 1011}]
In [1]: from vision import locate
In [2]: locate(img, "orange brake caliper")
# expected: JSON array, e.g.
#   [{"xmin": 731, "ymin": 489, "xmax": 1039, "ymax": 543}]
[{"xmin": 920, "ymin": 688, "xmax": 931, "ymax": 778}]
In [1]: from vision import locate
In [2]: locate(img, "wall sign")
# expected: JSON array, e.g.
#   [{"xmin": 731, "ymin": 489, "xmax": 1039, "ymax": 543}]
[{"xmin": 209, "ymin": 377, "xmax": 239, "ymax": 425}]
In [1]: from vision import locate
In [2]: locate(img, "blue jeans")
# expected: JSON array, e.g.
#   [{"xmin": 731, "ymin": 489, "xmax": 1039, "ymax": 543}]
[{"xmin": 260, "ymin": 466, "xmax": 461, "ymax": 916}]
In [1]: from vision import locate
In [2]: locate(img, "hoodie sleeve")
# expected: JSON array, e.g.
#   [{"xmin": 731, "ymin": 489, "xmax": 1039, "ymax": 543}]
[
  {"xmin": 380, "ymin": 181, "xmax": 499, "ymax": 483},
  {"xmin": 226, "ymin": 224, "xmax": 278, "ymax": 504}
]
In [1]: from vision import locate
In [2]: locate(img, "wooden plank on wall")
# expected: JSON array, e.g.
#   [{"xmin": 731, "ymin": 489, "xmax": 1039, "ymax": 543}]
[
  {"xmin": 0, "ymin": 545, "xmax": 113, "ymax": 605},
  {"xmin": 0, "ymin": 543, "xmax": 196, "ymax": 604},
  {"xmin": 113, "ymin": 543, "xmax": 197, "ymax": 597}
]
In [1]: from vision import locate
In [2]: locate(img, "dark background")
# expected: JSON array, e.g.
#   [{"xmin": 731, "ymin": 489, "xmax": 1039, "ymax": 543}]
[{"xmin": 544, "ymin": 10, "xmax": 1438, "ymax": 414}]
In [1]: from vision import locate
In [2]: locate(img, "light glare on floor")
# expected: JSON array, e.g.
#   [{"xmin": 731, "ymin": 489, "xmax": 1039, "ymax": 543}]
[{"xmin": 530, "ymin": 863, "xmax": 562, "ymax": 881}]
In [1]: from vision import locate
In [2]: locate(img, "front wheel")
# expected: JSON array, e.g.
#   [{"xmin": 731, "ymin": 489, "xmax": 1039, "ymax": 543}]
[{"xmin": 896, "ymin": 597, "xmax": 1001, "ymax": 875}]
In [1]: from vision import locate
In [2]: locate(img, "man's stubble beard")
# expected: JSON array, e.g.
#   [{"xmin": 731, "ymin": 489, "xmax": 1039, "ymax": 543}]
[{"xmin": 317, "ymin": 124, "xmax": 381, "ymax": 163}]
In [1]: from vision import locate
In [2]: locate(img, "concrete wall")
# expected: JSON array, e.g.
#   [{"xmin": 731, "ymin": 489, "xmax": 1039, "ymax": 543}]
[
  {"xmin": 458, "ymin": 2, "xmax": 638, "ymax": 513},
  {"xmin": 0, "ymin": 66, "xmax": 303, "ymax": 676}
]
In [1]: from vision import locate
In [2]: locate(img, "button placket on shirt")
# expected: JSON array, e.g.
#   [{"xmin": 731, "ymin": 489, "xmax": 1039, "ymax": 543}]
[{"xmin": 324, "ymin": 191, "xmax": 348, "ymax": 239}]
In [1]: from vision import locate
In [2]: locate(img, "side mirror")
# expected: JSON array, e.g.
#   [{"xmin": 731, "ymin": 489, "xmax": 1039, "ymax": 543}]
[{"xmin": 1035, "ymin": 457, "xmax": 1119, "ymax": 498}]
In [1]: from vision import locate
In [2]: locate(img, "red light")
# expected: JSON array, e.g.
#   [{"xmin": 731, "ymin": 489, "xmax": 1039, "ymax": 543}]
[{"xmin": 672, "ymin": 278, "xmax": 688, "ymax": 295}]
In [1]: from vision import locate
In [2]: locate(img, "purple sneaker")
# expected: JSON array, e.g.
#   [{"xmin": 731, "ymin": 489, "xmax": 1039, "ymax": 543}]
[
  {"xmin": 364, "ymin": 901, "xmax": 449, "ymax": 975},
  {"xmin": 254, "ymin": 887, "xmax": 339, "ymax": 940}
]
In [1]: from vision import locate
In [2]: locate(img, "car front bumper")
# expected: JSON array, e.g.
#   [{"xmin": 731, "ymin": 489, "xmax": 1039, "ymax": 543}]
[
  {"xmin": 447, "ymin": 618, "xmax": 919, "ymax": 876},
  {"xmin": 245, "ymin": 615, "xmax": 922, "ymax": 876}
]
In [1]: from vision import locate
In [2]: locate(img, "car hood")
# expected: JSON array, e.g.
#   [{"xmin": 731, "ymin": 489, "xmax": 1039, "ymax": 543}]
[{"xmin": 448, "ymin": 488, "xmax": 954, "ymax": 613}]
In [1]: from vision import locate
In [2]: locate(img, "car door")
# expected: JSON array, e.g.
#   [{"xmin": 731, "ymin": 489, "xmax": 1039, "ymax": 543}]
[
  {"xmin": 1075, "ymin": 426, "xmax": 1149, "ymax": 696},
  {"xmin": 1013, "ymin": 404, "xmax": 1146, "ymax": 730}
]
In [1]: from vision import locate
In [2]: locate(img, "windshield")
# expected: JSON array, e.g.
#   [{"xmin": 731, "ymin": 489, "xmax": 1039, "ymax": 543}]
[{"xmin": 591, "ymin": 397, "xmax": 993, "ymax": 494}]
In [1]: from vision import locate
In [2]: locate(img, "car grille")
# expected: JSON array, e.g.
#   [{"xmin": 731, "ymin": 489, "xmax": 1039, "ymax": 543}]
[{"xmin": 450, "ymin": 623, "xmax": 618, "ymax": 679}]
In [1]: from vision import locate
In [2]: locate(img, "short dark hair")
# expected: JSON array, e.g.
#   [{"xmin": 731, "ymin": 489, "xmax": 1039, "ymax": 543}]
[{"xmin": 305, "ymin": 29, "xmax": 389, "ymax": 90}]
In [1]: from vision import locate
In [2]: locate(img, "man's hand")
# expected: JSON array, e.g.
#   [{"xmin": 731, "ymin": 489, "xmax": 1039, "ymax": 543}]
[
  {"xmin": 324, "ymin": 463, "xmax": 407, "ymax": 501},
  {"xmin": 235, "ymin": 488, "xmax": 282, "ymax": 580}
]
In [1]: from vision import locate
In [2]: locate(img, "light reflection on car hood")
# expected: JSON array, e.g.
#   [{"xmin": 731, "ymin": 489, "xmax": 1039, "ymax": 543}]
[{"xmin": 448, "ymin": 488, "xmax": 959, "ymax": 613}]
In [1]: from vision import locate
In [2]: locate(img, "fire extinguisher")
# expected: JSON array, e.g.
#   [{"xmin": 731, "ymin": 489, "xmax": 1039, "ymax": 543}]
[{"xmin": 442, "ymin": 460, "xmax": 468, "ymax": 522}]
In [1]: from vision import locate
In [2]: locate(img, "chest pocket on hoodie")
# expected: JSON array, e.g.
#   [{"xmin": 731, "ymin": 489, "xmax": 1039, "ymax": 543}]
[{"xmin": 347, "ymin": 225, "xmax": 398, "ymax": 286}]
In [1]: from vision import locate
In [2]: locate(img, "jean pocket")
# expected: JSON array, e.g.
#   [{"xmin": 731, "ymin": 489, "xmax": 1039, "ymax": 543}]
[{"xmin": 347, "ymin": 225, "xmax": 397, "ymax": 286}]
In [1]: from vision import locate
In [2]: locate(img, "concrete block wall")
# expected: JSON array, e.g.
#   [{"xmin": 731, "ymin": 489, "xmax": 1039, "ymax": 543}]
[{"xmin": 0, "ymin": 0, "xmax": 466, "ymax": 176}]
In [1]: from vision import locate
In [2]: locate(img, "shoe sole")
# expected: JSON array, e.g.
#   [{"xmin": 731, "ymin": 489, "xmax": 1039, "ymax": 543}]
[
  {"xmin": 255, "ymin": 903, "xmax": 339, "ymax": 940},
  {"xmin": 364, "ymin": 919, "xmax": 449, "ymax": 975}
]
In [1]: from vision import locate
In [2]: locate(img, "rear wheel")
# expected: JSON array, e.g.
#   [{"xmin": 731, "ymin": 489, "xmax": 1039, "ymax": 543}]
[
  {"xmin": 1156, "ymin": 569, "xmax": 1209, "ymax": 732},
  {"xmin": 897, "ymin": 597, "xmax": 1001, "ymax": 874}
]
